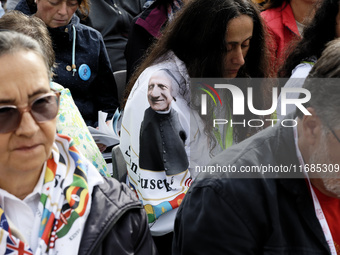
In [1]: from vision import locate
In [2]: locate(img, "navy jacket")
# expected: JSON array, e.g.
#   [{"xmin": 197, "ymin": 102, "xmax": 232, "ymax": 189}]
[
  {"xmin": 173, "ymin": 119, "xmax": 332, "ymax": 254},
  {"xmin": 16, "ymin": 0, "xmax": 119, "ymax": 126}
]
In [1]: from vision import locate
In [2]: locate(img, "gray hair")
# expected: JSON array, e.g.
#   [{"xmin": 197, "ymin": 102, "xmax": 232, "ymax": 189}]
[
  {"xmin": 0, "ymin": 11, "xmax": 55, "ymax": 70},
  {"xmin": 0, "ymin": 31, "xmax": 51, "ymax": 78},
  {"xmin": 298, "ymin": 38, "xmax": 340, "ymax": 129}
]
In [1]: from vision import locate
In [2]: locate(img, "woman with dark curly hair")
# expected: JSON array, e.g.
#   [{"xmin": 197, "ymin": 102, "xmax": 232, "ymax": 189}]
[
  {"xmin": 276, "ymin": 0, "xmax": 340, "ymax": 119},
  {"xmin": 120, "ymin": 0, "xmax": 270, "ymax": 253}
]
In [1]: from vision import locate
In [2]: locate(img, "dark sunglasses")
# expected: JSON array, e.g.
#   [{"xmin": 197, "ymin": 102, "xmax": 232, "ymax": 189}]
[{"xmin": 0, "ymin": 91, "xmax": 60, "ymax": 134}]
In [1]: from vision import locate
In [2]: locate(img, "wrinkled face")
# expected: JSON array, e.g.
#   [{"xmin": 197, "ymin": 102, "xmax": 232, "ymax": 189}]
[
  {"xmin": 0, "ymin": 51, "xmax": 57, "ymax": 178},
  {"xmin": 309, "ymin": 128, "xmax": 340, "ymax": 198},
  {"xmin": 35, "ymin": 0, "xmax": 79, "ymax": 28},
  {"xmin": 148, "ymin": 72, "xmax": 173, "ymax": 111},
  {"xmin": 223, "ymin": 15, "xmax": 253, "ymax": 78}
]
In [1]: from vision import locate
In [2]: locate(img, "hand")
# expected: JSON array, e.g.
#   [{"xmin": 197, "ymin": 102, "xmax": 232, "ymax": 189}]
[{"xmin": 97, "ymin": 143, "xmax": 107, "ymax": 152}]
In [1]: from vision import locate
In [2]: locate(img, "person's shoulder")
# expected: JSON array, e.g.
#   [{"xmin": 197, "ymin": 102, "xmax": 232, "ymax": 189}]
[
  {"xmin": 94, "ymin": 177, "xmax": 142, "ymax": 209},
  {"xmin": 193, "ymin": 117, "xmax": 299, "ymax": 189},
  {"xmin": 261, "ymin": 6, "xmax": 284, "ymax": 23},
  {"xmin": 192, "ymin": 174, "xmax": 276, "ymax": 196},
  {"xmin": 290, "ymin": 58, "xmax": 315, "ymax": 78},
  {"xmin": 185, "ymin": 173, "xmax": 279, "ymax": 221},
  {"xmin": 77, "ymin": 23, "xmax": 102, "ymax": 37},
  {"xmin": 135, "ymin": 0, "xmax": 167, "ymax": 26},
  {"xmin": 143, "ymin": 106, "xmax": 155, "ymax": 116},
  {"xmin": 73, "ymin": 17, "xmax": 104, "ymax": 40},
  {"xmin": 76, "ymin": 22, "xmax": 98, "ymax": 33},
  {"xmin": 80, "ymin": 178, "xmax": 147, "ymax": 254},
  {"xmin": 208, "ymin": 126, "xmax": 279, "ymax": 173},
  {"xmin": 14, "ymin": 0, "xmax": 33, "ymax": 14}
]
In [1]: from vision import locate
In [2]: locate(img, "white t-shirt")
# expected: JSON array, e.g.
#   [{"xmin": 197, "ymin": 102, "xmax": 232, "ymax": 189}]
[{"xmin": 295, "ymin": 20, "xmax": 305, "ymax": 37}]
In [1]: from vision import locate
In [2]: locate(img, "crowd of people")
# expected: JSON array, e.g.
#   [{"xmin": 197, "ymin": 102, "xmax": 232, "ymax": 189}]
[{"xmin": 0, "ymin": 0, "xmax": 339, "ymax": 254}]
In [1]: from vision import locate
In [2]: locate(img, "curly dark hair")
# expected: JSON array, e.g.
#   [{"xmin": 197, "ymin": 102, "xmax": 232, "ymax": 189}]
[{"xmin": 278, "ymin": 0, "xmax": 340, "ymax": 78}]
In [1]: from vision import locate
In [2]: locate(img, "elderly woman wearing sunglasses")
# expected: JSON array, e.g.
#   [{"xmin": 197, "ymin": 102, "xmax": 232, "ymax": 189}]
[{"xmin": 0, "ymin": 31, "xmax": 156, "ymax": 255}]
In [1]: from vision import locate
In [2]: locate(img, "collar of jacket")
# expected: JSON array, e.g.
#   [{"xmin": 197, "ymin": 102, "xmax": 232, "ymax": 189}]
[
  {"xmin": 135, "ymin": 2, "xmax": 167, "ymax": 38},
  {"xmin": 15, "ymin": 0, "xmax": 79, "ymax": 42},
  {"xmin": 48, "ymin": 15, "xmax": 79, "ymax": 42},
  {"xmin": 281, "ymin": 2, "xmax": 300, "ymax": 36}
]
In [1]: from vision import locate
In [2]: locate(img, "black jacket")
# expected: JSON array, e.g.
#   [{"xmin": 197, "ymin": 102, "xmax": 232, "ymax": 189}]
[
  {"xmin": 79, "ymin": 177, "xmax": 158, "ymax": 255},
  {"xmin": 139, "ymin": 107, "xmax": 188, "ymax": 175},
  {"xmin": 124, "ymin": 0, "xmax": 168, "ymax": 82},
  {"xmin": 173, "ymin": 120, "xmax": 332, "ymax": 254},
  {"xmin": 80, "ymin": 0, "xmax": 146, "ymax": 72},
  {"xmin": 15, "ymin": 0, "xmax": 119, "ymax": 127}
]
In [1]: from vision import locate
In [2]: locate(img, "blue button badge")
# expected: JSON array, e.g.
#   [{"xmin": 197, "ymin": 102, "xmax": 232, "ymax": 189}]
[{"xmin": 78, "ymin": 64, "xmax": 91, "ymax": 81}]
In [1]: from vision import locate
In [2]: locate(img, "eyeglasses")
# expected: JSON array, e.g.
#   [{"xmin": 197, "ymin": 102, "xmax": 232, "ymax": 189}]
[
  {"xmin": 0, "ymin": 92, "xmax": 60, "ymax": 134},
  {"xmin": 328, "ymin": 126, "xmax": 340, "ymax": 144}
]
